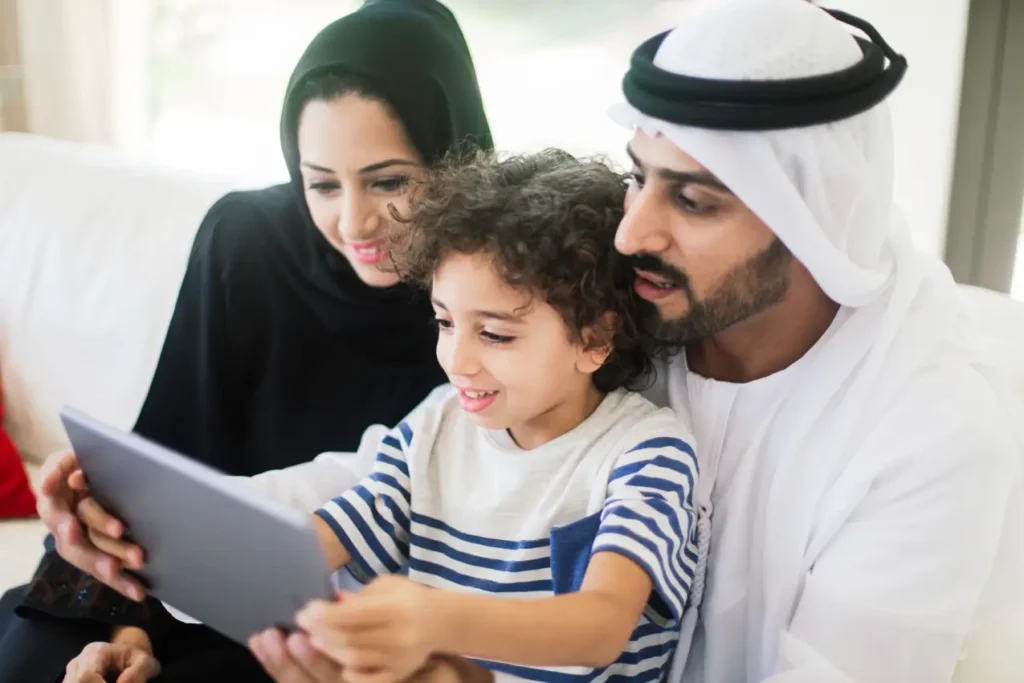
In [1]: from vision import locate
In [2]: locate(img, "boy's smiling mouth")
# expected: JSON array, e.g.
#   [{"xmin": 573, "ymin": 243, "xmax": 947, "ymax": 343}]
[{"xmin": 456, "ymin": 387, "xmax": 500, "ymax": 413}]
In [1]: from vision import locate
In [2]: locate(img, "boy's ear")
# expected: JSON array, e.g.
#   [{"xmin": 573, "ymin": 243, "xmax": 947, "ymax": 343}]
[{"xmin": 577, "ymin": 312, "xmax": 619, "ymax": 374}]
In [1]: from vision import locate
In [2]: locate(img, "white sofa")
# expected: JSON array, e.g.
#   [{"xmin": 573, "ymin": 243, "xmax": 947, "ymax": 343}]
[
  {"xmin": 1, "ymin": 132, "xmax": 1024, "ymax": 666},
  {"xmin": 0, "ymin": 133, "xmax": 236, "ymax": 591}
]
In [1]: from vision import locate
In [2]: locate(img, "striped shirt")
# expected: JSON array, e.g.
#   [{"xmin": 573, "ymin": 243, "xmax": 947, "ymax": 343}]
[{"xmin": 316, "ymin": 388, "xmax": 699, "ymax": 682}]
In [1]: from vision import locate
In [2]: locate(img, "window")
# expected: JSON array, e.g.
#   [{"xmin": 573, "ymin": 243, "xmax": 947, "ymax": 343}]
[
  {"xmin": 1014, "ymin": 203, "xmax": 1024, "ymax": 300},
  {"xmin": 143, "ymin": 0, "xmax": 687, "ymax": 184},
  {"xmin": 944, "ymin": 0, "xmax": 1024, "ymax": 298}
]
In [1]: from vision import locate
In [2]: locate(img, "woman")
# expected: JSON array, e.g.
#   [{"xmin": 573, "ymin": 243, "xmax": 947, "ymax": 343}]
[{"xmin": 0, "ymin": 1, "xmax": 492, "ymax": 681}]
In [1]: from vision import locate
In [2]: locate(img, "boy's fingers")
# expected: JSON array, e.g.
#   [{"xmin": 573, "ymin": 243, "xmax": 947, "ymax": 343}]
[{"xmin": 299, "ymin": 597, "xmax": 390, "ymax": 631}]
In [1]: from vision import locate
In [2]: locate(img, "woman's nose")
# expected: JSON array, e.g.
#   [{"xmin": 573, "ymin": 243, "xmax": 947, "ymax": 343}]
[{"xmin": 337, "ymin": 190, "xmax": 382, "ymax": 241}]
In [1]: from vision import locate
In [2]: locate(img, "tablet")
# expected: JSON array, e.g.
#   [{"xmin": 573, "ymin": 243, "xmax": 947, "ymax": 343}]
[{"xmin": 60, "ymin": 406, "xmax": 334, "ymax": 646}]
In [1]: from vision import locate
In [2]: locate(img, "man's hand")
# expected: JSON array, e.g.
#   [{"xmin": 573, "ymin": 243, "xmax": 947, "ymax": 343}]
[
  {"xmin": 297, "ymin": 576, "xmax": 438, "ymax": 683},
  {"xmin": 37, "ymin": 450, "xmax": 147, "ymax": 600},
  {"xmin": 62, "ymin": 640, "xmax": 160, "ymax": 683}
]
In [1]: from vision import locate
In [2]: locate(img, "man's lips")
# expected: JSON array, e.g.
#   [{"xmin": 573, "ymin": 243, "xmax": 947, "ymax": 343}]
[
  {"xmin": 634, "ymin": 269, "xmax": 679, "ymax": 288},
  {"xmin": 634, "ymin": 269, "xmax": 682, "ymax": 302}
]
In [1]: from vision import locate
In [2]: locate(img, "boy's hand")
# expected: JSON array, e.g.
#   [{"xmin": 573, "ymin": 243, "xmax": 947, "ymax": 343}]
[
  {"xmin": 297, "ymin": 576, "xmax": 438, "ymax": 683},
  {"xmin": 249, "ymin": 629, "xmax": 344, "ymax": 683}
]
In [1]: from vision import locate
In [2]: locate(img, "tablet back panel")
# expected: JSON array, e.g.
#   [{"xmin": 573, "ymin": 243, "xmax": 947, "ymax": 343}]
[{"xmin": 61, "ymin": 406, "xmax": 333, "ymax": 645}]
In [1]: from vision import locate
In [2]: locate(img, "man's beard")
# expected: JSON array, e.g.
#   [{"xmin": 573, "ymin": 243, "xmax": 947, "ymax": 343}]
[{"xmin": 631, "ymin": 237, "xmax": 793, "ymax": 346}]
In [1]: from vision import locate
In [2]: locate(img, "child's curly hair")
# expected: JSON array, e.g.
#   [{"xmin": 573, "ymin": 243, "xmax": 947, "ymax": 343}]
[{"xmin": 388, "ymin": 148, "xmax": 655, "ymax": 393}]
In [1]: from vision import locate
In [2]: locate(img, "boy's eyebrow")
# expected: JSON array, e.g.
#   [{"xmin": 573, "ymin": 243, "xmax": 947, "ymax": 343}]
[
  {"xmin": 475, "ymin": 309, "xmax": 524, "ymax": 323},
  {"xmin": 431, "ymin": 297, "xmax": 525, "ymax": 323},
  {"xmin": 626, "ymin": 145, "xmax": 732, "ymax": 193}
]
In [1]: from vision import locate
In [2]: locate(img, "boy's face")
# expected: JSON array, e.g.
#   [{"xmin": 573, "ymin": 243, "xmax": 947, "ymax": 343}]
[{"xmin": 431, "ymin": 252, "xmax": 602, "ymax": 448}]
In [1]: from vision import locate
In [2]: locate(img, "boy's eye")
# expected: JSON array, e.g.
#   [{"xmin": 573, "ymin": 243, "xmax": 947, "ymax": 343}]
[
  {"xmin": 482, "ymin": 331, "xmax": 515, "ymax": 344},
  {"xmin": 629, "ymin": 169, "xmax": 645, "ymax": 187}
]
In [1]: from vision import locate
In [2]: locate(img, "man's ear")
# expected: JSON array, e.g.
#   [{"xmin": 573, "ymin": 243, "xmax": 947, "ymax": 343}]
[{"xmin": 576, "ymin": 312, "xmax": 619, "ymax": 374}]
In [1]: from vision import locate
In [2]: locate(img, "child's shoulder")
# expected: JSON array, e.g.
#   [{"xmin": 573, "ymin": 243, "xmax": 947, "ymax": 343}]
[
  {"xmin": 385, "ymin": 384, "xmax": 461, "ymax": 448},
  {"xmin": 601, "ymin": 391, "xmax": 697, "ymax": 469},
  {"xmin": 606, "ymin": 390, "xmax": 694, "ymax": 441},
  {"xmin": 405, "ymin": 383, "xmax": 458, "ymax": 417},
  {"xmin": 395, "ymin": 384, "xmax": 495, "ymax": 443}
]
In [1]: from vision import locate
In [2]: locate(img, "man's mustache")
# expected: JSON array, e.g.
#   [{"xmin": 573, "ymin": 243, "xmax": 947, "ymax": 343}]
[{"xmin": 628, "ymin": 253, "xmax": 689, "ymax": 289}]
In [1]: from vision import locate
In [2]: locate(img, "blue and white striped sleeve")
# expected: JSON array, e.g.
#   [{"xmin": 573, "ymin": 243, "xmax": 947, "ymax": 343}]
[
  {"xmin": 592, "ymin": 432, "xmax": 699, "ymax": 624},
  {"xmin": 315, "ymin": 420, "xmax": 416, "ymax": 580}
]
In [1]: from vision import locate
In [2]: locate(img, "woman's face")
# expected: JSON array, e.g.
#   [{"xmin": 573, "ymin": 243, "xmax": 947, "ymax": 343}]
[{"xmin": 297, "ymin": 94, "xmax": 426, "ymax": 288}]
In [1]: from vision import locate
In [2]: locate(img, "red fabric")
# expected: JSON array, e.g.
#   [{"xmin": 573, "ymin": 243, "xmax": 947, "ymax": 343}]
[{"xmin": 0, "ymin": 372, "xmax": 37, "ymax": 518}]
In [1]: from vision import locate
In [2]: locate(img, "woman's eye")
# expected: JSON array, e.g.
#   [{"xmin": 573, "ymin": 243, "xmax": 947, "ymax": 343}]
[
  {"xmin": 482, "ymin": 331, "xmax": 515, "ymax": 344},
  {"xmin": 435, "ymin": 318, "xmax": 453, "ymax": 331},
  {"xmin": 373, "ymin": 177, "xmax": 410, "ymax": 193},
  {"xmin": 629, "ymin": 170, "xmax": 645, "ymax": 188},
  {"xmin": 308, "ymin": 181, "xmax": 339, "ymax": 195}
]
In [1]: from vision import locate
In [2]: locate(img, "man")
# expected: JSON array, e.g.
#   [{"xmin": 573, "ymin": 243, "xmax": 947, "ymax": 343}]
[
  {"xmin": 30, "ymin": 1, "xmax": 1024, "ymax": 681},
  {"xmin": 605, "ymin": 2, "xmax": 1024, "ymax": 681}
]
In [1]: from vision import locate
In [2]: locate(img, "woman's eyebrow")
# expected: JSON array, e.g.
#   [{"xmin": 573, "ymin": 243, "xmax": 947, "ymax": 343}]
[
  {"xmin": 300, "ymin": 161, "xmax": 334, "ymax": 173},
  {"xmin": 359, "ymin": 159, "xmax": 420, "ymax": 174},
  {"xmin": 299, "ymin": 159, "xmax": 420, "ymax": 174}
]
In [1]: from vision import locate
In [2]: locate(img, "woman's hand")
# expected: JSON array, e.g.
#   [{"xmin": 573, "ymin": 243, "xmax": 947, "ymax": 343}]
[
  {"xmin": 296, "ymin": 576, "xmax": 438, "ymax": 683},
  {"xmin": 62, "ymin": 631, "xmax": 160, "ymax": 683},
  {"xmin": 38, "ymin": 449, "xmax": 147, "ymax": 600}
]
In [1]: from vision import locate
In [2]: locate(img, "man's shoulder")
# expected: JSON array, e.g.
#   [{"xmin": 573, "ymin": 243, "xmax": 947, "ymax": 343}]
[{"xmin": 865, "ymin": 359, "xmax": 1019, "ymax": 473}]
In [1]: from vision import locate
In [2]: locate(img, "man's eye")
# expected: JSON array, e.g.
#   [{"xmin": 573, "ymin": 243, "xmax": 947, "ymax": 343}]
[{"xmin": 676, "ymin": 192, "xmax": 716, "ymax": 216}]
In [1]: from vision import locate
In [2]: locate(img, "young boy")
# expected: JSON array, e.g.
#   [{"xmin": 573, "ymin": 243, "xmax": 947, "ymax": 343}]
[{"xmin": 305, "ymin": 150, "xmax": 698, "ymax": 682}]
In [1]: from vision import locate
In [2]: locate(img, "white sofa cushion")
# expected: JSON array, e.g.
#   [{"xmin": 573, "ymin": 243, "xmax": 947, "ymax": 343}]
[{"xmin": 0, "ymin": 133, "xmax": 235, "ymax": 462}]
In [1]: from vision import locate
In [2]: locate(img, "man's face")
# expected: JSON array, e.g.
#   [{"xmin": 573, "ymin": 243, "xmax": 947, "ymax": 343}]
[{"xmin": 616, "ymin": 129, "xmax": 793, "ymax": 344}]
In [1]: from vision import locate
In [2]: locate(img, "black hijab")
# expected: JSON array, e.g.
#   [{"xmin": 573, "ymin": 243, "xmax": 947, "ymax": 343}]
[
  {"xmin": 127, "ymin": 0, "xmax": 493, "ymax": 474},
  {"xmin": 274, "ymin": 0, "xmax": 494, "ymax": 331}
]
